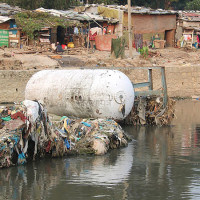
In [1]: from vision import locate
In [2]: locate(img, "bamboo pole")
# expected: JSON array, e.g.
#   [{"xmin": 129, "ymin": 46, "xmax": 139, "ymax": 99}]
[{"xmin": 128, "ymin": 0, "xmax": 132, "ymax": 58}]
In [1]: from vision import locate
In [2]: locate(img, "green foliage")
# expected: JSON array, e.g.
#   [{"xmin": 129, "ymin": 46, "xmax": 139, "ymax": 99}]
[
  {"xmin": 185, "ymin": 0, "xmax": 200, "ymax": 10},
  {"xmin": 15, "ymin": 11, "xmax": 70, "ymax": 39},
  {"xmin": 0, "ymin": 0, "xmax": 76, "ymax": 10},
  {"xmin": 138, "ymin": 46, "xmax": 149, "ymax": 58},
  {"xmin": 0, "ymin": 0, "xmax": 194, "ymax": 11},
  {"xmin": 131, "ymin": 0, "xmax": 186, "ymax": 9},
  {"xmin": 89, "ymin": 0, "xmax": 116, "ymax": 4}
]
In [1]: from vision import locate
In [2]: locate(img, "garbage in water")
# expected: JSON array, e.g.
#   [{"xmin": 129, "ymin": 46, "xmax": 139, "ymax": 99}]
[
  {"xmin": 0, "ymin": 100, "xmax": 130, "ymax": 168},
  {"xmin": 123, "ymin": 96, "xmax": 175, "ymax": 125}
]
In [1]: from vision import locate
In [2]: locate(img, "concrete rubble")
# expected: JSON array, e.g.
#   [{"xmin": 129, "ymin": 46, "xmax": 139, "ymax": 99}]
[{"xmin": 0, "ymin": 100, "xmax": 130, "ymax": 168}]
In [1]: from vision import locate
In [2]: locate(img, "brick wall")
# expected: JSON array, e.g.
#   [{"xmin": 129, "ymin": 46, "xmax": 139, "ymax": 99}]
[{"xmin": 123, "ymin": 14, "xmax": 176, "ymax": 33}]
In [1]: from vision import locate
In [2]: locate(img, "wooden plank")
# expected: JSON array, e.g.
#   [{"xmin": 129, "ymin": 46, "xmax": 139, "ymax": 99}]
[
  {"xmin": 135, "ymin": 90, "xmax": 162, "ymax": 96},
  {"xmin": 161, "ymin": 67, "xmax": 168, "ymax": 107},
  {"xmin": 148, "ymin": 69, "xmax": 153, "ymax": 90}
]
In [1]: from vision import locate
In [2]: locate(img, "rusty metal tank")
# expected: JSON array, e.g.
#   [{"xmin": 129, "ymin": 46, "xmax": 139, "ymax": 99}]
[{"xmin": 25, "ymin": 69, "xmax": 135, "ymax": 120}]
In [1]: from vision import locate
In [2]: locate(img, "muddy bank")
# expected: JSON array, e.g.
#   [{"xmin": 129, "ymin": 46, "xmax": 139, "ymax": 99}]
[
  {"xmin": 0, "ymin": 47, "xmax": 200, "ymax": 102},
  {"xmin": 0, "ymin": 49, "xmax": 60, "ymax": 70}
]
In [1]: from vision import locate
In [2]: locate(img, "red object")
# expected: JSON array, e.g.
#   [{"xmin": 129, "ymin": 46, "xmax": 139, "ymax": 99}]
[
  {"xmin": 95, "ymin": 35, "xmax": 117, "ymax": 51},
  {"xmin": 11, "ymin": 112, "xmax": 26, "ymax": 122},
  {"xmin": 61, "ymin": 44, "xmax": 66, "ymax": 49},
  {"xmin": 184, "ymin": 13, "xmax": 200, "ymax": 17},
  {"xmin": 5, "ymin": 119, "xmax": 25, "ymax": 131},
  {"xmin": 89, "ymin": 31, "xmax": 97, "ymax": 41},
  {"xmin": 45, "ymin": 141, "xmax": 51, "ymax": 152}
]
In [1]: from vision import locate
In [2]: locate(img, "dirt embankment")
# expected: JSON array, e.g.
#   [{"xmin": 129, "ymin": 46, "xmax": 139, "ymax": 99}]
[
  {"xmin": 0, "ymin": 48, "xmax": 60, "ymax": 70},
  {"xmin": 0, "ymin": 46, "xmax": 199, "ymax": 70},
  {"xmin": 0, "ymin": 46, "xmax": 200, "ymax": 102},
  {"xmin": 54, "ymin": 47, "xmax": 200, "ymax": 69}
]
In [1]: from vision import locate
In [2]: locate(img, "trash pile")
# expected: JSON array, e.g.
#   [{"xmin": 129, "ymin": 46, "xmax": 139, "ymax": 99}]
[
  {"xmin": 0, "ymin": 100, "xmax": 129, "ymax": 168},
  {"xmin": 54, "ymin": 117, "xmax": 129, "ymax": 156},
  {"xmin": 123, "ymin": 97, "xmax": 175, "ymax": 125}
]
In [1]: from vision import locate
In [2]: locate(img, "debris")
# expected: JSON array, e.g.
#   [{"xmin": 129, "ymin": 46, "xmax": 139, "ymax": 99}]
[
  {"xmin": 50, "ymin": 55, "xmax": 62, "ymax": 59},
  {"xmin": 59, "ymin": 117, "xmax": 129, "ymax": 155},
  {"xmin": 192, "ymin": 96, "xmax": 200, "ymax": 100},
  {"xmin": 0, "ymin": 101, "xmax": 130, "ymax": 168},
  {"xmin": 148, "ymin": 50, "xmax": 161, "ymax": 57},
  {"xmin": 3, "ymin": 53, "xmax": 12, "ymax": 57},
  {"xmin": 14, "ymin": 51, "xmax": 37, "ymax": 54},
  {"xmin": 123, "ymin": 97, "xmax": 175, "ymax": 125}
]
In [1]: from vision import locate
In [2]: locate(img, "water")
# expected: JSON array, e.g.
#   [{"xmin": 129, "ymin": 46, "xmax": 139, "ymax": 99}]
[{"xmin": 1, "ymin": 100, "xmax": 200, "ymax": 200}]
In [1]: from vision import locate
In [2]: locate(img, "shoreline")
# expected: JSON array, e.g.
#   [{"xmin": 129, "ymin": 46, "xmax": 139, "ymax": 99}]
[{"xmin": 0, "ymin": 47, "xmax": 199, "ymax": 102}]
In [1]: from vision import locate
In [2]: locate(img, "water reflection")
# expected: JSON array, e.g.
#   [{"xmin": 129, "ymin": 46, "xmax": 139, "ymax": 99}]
[
  {"xmin": 123, "ymin": 123, "xmax": 200, "ymax": 199},
  {"xmin": 68, "ymin": 143, "xmax": 133, "ymax": 185},
  {"xmin": 124, "ymin": 126, "xmax": 175, "ymax": 183},
  {"xmin": 2, "ymin": 100, "xmax": 200, "ymax": 200},
  {"xmin": 0, "ymin": 142, "xmax": 134, "ymax": 200}
]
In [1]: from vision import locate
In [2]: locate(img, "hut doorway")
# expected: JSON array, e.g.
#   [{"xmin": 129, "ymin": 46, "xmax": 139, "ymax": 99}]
[
  {"xmin": 165, "ymin": 29, "xmax": 175, "ymax": 47},
  {"xmin": 57, "ymin": 26, "xmax": 65, "ymax": 44}
]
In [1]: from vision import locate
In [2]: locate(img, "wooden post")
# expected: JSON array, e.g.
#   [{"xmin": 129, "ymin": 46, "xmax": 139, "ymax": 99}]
[
  {"xmin": 161, "ymin": 67, "xmax": 168, "ymax": 108},
  {"xmin": 87, "ymin": 21, "xmax": 90, "ymax": 56},
  {"xmin": 148, "ymin": 68, "xmax": 153, "ymax": 90},
  {"xmin": 128, "ymin": 0, "xmax": 132, "ymax": 58}
]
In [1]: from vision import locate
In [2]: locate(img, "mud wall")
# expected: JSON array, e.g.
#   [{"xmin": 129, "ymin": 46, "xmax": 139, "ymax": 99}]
[
  {"xmin": 0, "ymin": 70, "xmax": 36, "ymax": 103},
  {"xmin": 121, "ymin": 66, "xmax": 200, "ymax": 98},
  {"xmin": 0, "ymin": 67, "xmax": 199, "ymax": 103},
  {"xmin": 123, "ymin": 14, "xmax": 176, "ymax": 33}
]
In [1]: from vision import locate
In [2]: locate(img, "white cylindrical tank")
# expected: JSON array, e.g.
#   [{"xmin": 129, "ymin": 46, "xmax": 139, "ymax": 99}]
[{"xmin": 25, "ymin": 70, "xmax": 134, "ymax": 120}]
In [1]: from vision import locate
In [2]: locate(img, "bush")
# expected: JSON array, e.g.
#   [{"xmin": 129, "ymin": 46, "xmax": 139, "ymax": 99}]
[{"xmin": 138, "ymin": 46, "xmax": 149, "ymax": 58}]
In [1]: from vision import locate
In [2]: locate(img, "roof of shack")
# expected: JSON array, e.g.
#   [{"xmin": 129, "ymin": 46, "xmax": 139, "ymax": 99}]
[
  {"xmin": 35, "ymin": 7, "xmax": 119, "ymax": 23},
  {"xmin": 79, "ymin": 4, "xmax": 177, "ymax": 15},
  {"xmin": 0, "ymin": 16, "xmax": 11, "ymax": 23},
  {"xmin": 178, "ymin": 11, "xmax": 200, "ymax": 22},
  {"xmin": 0, "ymin": 3, "xmax": 21, "ymax": 16}
]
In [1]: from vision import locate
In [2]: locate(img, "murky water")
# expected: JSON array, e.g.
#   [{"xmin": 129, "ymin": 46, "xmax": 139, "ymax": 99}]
[{"xmin": 1, "ymin": 100, "xmax": 200, "ymax": 200}]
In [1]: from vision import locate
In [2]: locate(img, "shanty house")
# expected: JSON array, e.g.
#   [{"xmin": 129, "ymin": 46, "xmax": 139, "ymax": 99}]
[
  {"xmin": 176, "ymin": 12, "xmax": 200, "ymax": 48},
  {"xmin": 82, "ymin": 5, "xmax": 177, "ymax": 48},
  {"xmin": 0, "ymin": 3, "xmax": 22, "ymax": 48},
  {"xmin": 0, "ymin": 16, "xmax": 20, "ymax": 47},
  {"xmin": 36, "ymin": 7, "xmax": 119, "ymax": 51}
]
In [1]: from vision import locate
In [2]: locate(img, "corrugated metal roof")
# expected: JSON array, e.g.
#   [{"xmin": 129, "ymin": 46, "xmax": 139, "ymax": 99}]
[
  {"xmin": 183, "ymin": 13, "xmax": 200, "ymax": 17},
  {"xmin": 0, "ymin": 16, "xmax": 11, "ymax": 23},
  {"xmin": 178, "ymin": 11, "xmax": 200, "ymax": 22},
  {"xmin": 0, "ymin": 3, "xmax": 21, "ymax": 16},
  {"xmin": 82, "ymin": 4, "xmax": 177, "ymax": 15},
  {"xmin": 35, "ymin": 7, "xmax": 118, "ymax": 23},
  {"xmin": 130, "ymin": 7, "xmax": 177, "ymax": 15}
]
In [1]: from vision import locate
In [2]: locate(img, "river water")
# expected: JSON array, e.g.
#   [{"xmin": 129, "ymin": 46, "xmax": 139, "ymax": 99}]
[{"xmin": 1, "ymin": 100, "xmax": 200, "ymax": 200}]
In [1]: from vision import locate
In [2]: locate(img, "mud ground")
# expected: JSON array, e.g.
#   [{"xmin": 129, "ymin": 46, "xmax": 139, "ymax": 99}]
[
  {"xmin": 0, "ymin": 46, "xmax": 199, "ymax": 102},
  {"xmin": 0, "ymin": 47, "xmax": 199, "ymax": 70}
]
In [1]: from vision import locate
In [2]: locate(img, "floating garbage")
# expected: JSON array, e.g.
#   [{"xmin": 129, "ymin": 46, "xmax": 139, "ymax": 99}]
[
  {"xmin": 0, "ymin": 100, "xmax": 130, "ymax": 168},
  {"xmin": 123, "ymin": 96, "xmax": 175, "ymax": 125},
  {"xmin": 54, "ymin": 117, "xmax": 129, "ymax": 156}
]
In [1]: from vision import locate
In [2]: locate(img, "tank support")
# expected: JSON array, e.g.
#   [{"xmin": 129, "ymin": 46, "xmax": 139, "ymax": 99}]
[{"xmin": 132, "ymin": 66, "xmax": 168, "ymax": 108}]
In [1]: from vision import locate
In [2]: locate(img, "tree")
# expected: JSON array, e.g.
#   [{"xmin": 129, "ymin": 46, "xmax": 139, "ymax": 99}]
[
  {"xmin": 0, "ymin": 0, "xmax": 193, "ymax": 10},
  {"xmin": 185, "ymin": 0, "xmax": 200, "ymax": 10}
]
